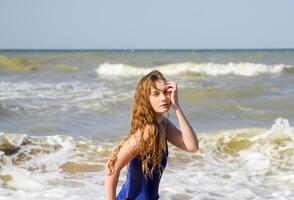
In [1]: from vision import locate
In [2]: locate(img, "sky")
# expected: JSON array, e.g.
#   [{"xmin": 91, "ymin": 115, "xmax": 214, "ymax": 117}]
[{"xmin": 0, "ymin": 0, "xmax": 294, "ymax": 49}]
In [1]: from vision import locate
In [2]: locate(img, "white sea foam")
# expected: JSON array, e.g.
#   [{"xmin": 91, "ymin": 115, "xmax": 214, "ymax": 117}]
[
  {"xmin": 96, "ymin": 62, "xmax": 293, "ymax": 77},
  {"xmin": 0, "ymin": 81, "xmax": 131, "ymax": 115},
  {"xmin": 160, "ymin": 118, "xmax": 294, "ymax": 199},
  {"xmin": 1, "ymin": 118, "xmax": 294, "ymax": 199},
  {"xmin": 0, "ymin": 132, "xmax": 28, "ymax": 150},
  {"xmin": 0, "ymin": 133, "xmax": 107, "ymax": 200}
]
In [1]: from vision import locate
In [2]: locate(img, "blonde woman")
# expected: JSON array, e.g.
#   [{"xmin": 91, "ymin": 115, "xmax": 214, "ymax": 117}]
[{"xmin": 105, "ymin": 70, "xmax": 199, "ymax": 200}]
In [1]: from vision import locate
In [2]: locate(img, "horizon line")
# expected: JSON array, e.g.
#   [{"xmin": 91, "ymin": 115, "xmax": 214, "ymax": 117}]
[{"xmin": 0, "ymin": 48, "xmax": 294, "ymax": 51}]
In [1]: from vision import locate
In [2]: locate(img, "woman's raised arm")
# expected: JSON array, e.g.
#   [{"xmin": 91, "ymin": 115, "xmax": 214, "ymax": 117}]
[{"xmin": 166, "ymin": 81, "xmax": 199, "ymax": 152}]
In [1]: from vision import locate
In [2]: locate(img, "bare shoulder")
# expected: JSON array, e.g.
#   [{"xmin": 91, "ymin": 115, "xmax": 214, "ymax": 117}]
[
  {"xmin": 107, "ymin": 135, "xmax": 141, "ymax": 174},
  {"xmin": 133, "ymin": 125, "xmax": 153, "ymax": 142},
  {"xmin": 163, "ymin": 117, "xmax": 179, "ymax": 133},
  {"xmin": 123, "ymin": 124, "xmax": 153, "ymax": 152},
  {"xmin": 124, "ymin": 133, "xmax": 142, "ymax": 156},
  {"xmin": 162, "ymin": 117, "xmax": 170, "ymax": 129}
]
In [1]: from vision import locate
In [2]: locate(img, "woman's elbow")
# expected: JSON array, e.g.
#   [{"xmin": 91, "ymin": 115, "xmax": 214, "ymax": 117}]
[
  {"xmin": 188, "ymin": 143, "xmax": 199, "ymax": 153},
  {"xmin": 105, "ymin": 161, "xmax": 111, "ymax": 175},
  {"xmin": 188, "ymin": 147, "xmax": 198, "ymax": 153}
]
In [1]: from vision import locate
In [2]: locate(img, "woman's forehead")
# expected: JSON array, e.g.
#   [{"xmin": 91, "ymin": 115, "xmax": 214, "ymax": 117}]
[{"xmin": 152, "ymin": 80, "xmax": 167, "ymax": 90}]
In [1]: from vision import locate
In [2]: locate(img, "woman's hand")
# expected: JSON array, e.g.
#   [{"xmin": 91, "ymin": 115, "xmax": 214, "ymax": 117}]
[{"xmin": 166, "ymin": 81, "xmax": 180, "ymax": 110}]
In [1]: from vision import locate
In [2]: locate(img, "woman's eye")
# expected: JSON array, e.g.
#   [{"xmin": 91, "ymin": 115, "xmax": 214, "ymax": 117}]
[{"xmin": 164, "ymin": 91, "xmax": 170, "ymax": 95}]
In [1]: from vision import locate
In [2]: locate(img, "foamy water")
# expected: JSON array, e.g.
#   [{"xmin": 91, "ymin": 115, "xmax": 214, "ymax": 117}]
[
  {"xmin": 96, "ymin": 62, "xmax": 293, "ymax": 77},
  {"xmin": 0, "ymin": 81, "xmax": 131, "ymax": 115},
  {"xmin": 1, "ymin": 49, "xmax": 294, "ymax": 199},
  {"xmin": 1, "ymin": 118, "xmax": 294, "ymax": 199}
]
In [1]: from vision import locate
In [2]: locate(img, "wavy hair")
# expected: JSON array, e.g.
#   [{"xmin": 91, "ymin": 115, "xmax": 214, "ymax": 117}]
[{"xmin": 107, "ymin": 70, "xmax": 166, "ymax": 179}]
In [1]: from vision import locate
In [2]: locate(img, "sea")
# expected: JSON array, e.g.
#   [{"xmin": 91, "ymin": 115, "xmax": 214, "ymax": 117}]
[{"xmin": 0, "ymin": 49, "xmax": 294, "ymax": 200}]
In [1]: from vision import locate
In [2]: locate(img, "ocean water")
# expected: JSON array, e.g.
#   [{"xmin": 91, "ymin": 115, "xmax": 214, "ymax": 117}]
[{"xmin": 0, "ymin": 49, "xmax": 294, "ymax": 199}]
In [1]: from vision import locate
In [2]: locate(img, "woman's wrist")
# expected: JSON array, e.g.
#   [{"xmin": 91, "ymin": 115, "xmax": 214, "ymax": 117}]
[{"xmin": 172, "ymin": 104, "xmax": 181, "ymax": 111}]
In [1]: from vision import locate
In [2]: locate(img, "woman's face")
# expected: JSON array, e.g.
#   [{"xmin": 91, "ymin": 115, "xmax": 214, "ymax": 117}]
[{"xmin": 149, "ymin": 80, "xmax": 171, "ymax": 114}]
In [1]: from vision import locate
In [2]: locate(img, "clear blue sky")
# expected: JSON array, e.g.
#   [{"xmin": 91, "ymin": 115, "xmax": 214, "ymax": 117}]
[{"xmin": 1, "ymin": 0, "xmax": 294, "ymax": 49}]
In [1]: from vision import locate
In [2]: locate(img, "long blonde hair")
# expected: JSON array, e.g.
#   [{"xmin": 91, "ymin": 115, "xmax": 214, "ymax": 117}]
[{"xmin": 107, "ymin": 70, "xmax": 166, "ymax": 178}]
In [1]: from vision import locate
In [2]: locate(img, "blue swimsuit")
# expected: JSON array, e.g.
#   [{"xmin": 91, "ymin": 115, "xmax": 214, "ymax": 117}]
[{"xmin": 116, "ymin": 141, "xmax": 169, "ymax": 200}]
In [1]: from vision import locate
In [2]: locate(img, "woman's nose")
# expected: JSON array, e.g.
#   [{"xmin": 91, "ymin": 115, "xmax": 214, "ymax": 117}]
[{"xmin": 160, "ymin": 92, "xmax": 167, "ymax": 101}]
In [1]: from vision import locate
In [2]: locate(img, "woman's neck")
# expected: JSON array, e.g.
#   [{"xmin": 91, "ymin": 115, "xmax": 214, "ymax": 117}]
[{"xmin": 156, "ymin": 114, "xmax": 164, "ymax": 124}]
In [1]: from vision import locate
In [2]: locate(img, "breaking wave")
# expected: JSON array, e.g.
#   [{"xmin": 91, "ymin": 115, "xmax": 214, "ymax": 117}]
[
  {"xmin": 1, "ymin": 118, "xmax": 294, "ymax": 199},
  {"xmin": 96, "ymin": 62, "xmax": 293, "ymax": 77}
]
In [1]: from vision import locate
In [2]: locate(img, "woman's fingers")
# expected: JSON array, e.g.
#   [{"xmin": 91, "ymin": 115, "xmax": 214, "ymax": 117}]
[
  {"xmin": 166, "ymin": 81, "xmax": 179, "ymax": 109},
  {"xmin": 166, "ymin": 81, "xmax": 177, "ymax": 89}
]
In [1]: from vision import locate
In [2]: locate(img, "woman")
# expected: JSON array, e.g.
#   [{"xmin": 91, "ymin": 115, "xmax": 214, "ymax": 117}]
[{"xmin": 105, "ymin": 70, "xmax": 199, "ymax": 200}]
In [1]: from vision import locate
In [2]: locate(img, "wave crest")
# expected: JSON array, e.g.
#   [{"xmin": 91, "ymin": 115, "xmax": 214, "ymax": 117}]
[{"xmin": 96, "ymin": 62, "xmax": 293, "ymax": 77}]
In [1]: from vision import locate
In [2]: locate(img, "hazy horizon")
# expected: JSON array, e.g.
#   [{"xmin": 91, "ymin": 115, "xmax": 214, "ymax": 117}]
[{"xmin": 1, "ymin": 48, "xmax": 294, "ymax": 51}]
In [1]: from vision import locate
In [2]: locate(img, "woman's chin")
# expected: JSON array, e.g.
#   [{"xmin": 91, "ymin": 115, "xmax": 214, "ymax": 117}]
[{"xmin": 160, "ymin": 108, "xmax": 169, "ymax": 113}]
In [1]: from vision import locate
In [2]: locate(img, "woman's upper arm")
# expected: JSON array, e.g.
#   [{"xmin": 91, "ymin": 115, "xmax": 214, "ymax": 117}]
[
  {"xmin": 109, "ymin": 136, "xmax": 140, "ymax": 175},
  {"xmin": 165, "ymin": 118, "xmax": 188, "ymax": 151}
]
